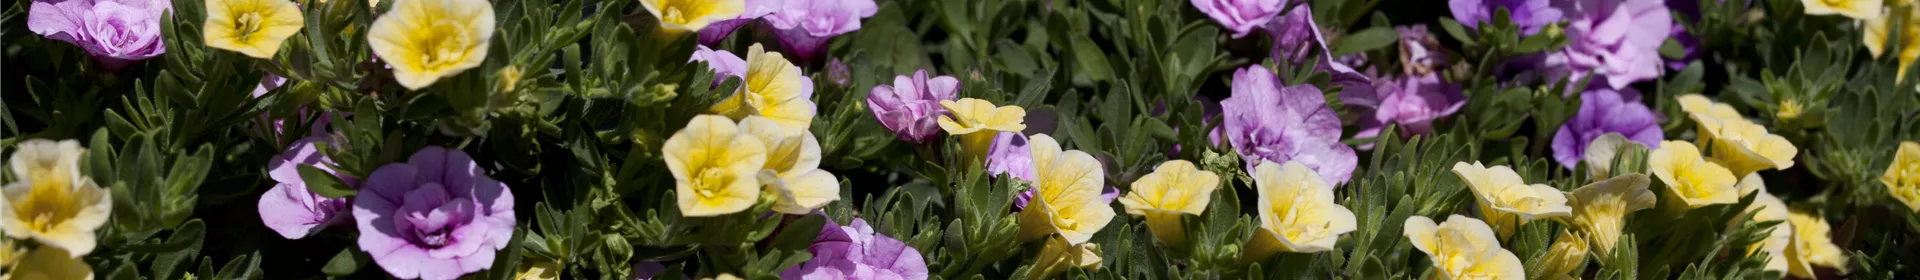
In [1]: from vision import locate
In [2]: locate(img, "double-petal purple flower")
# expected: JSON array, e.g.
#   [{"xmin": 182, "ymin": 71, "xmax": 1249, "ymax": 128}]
[
  {"xmin": 1552, "ymin": 88, "xmax": 1662, "ymax": 170},
  {"xmin": 782, "ymin": 217, "xmax": 929, "ymax": 280},
  {"xmin": 354, "ymin": 147, "xmax": 516, "ymax": 280},
  {"xmin": 1220, "ymin": 66, "xmax": 1358, "ymax": 185},
  {"xmin": 1543, "ymin": 0, "xmax": 1672, "ymax": 90},
  {"xmin": 26, "ymin": 0, "xmax": 170, "ymax": 70},
  {"xmin": 868, "ymin": 70, "xmax": 960, "ymax": 143},
  {"xmin": 1191, "ymin": 0, "xmax": 1288, "ymax": 38},
  {"xmin": 1448, "ymin": 0, "xmax": 1564, "ymax": 35},
  {"xmin": 259, "ymin": 137, "xmax": 356, "ymax": 240},
  {"xmin": 765, "ymin": 0, "xmax": 879, "ymax": 63}
]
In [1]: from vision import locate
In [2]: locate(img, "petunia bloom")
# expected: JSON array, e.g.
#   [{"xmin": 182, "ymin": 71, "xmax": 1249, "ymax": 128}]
[
  {"xmin": 1676, "ymin": 94, "xmax": 1743, "ymax": 121},
  {"xmin": 868, "ymin": 69, "xmax": 960, "ymax": 143},
  {"xmin": 763, "ymin": 0, "xmax": 878, "ymax": 62},
  {"xmin": 696, "ymin": 0, "xmax": 778, "ymax": 45},
  {"xmin": 1016, "ymin": 134, "xmax": 1114, "ymax": 245},
  {"xmin": 1882, "ymin": 141, "xmax": 1920, "ymax": 212},
  {"xmin": 781, "ymin": 217, "xmax": 930, "ymax": 280},
  {"xmin": 1648, "ymin": 141, "xmax": 1739, "ymax": 211},
  {"xmin": 1358, "ymin": 73, "xmax": 1466, "ymax": 140},
  {"xmin": 711, "ymin": 44, "xmax": 818, "ymax": 133},
  {"xmin": 1552, "ymin": 88, "xmax": 1663, "ymax": 170},
  {"xmin": 1219, "ymin": 66, "xmax": 1358, "ymax": 185},
  {"xmin": 987, "ymin": 132, "xmax": 1037, "ymax": 182},
  {"xmin": 353, "ymin": 146, "xmax": 516, "ymax": 280},
  {"xmin": 1799, "ymin": 0, "xmax": 1879, "ymax": 20},
  {"xmin": 639, "ymin": 0, "xmax": 745, "ymax": 33},
  {"xmin": 1866, "ymin": 8, "xmax": 1920, "ymax": 81},
  {"xmin": 258, "ymin": 137, "xmax": 357, "ymax": 239},
  {"xmin": 1568, "ymin": 174, "xmax": 1656, "ymax": 256},
  {"xmin": 1190, "ymin": 0, "xmax": 1287, "ymax": 38},
  {"xmin": 1737, "ymin": 186, "xmax": 1792, "ymax": 274},
  {"xmin": 738, "ymin": 116, "xmax": 840, "ymax": 214},
  {"xmin": 1581, "ymin": 133, "xmax": 1646, "ymax": 179},
  {"xmin": 1539, "ymin": 230, "xmax": 1589, "ymax": 280},
  {"xmin": 9, "ymin": 246, "xmax": 92, "ymax": 280},
  {"xmin": 1244, "ymin": 161, "xmax": 1357, "ymax": 261},
  {"xmin": 1404, "ymin": 215, "xmax": 1526, "ymax": 280},
  {"xmin": 1, "ymin": 139, "xmax": 112, "ymax": 258},
  {"xmin": 1784, "ymin": 211, "xmax": 1848, "ymax": 278},
  {"xmin": 1452, "ymin": 161, "xmax": 1572, "ymax": 239},
  {"xmin": 1026, "ymin": 236, "xmax": 1102, "ymax": 279},
  {"xmin": 690, "ymin": 45, "xmax": 748, "ymax": 84},
  {"xmin": 663, "ymin": 115, "xmax": 768, "ymax": 217},
  {"xmin": 1690, "ymin": 113, "xmax": 1797, "ymax": 178},
  {"xmin": 1118, "ymin": 160, "xmax": 1220, "ymax": 247},
  {"xmin": 1267, "ymin": 7, "xmax": 1378, "ymax": 109},
  {"xmin": 1543, "ymin": 0, "xmax": 1671, "ymax": 90},
  {"xmin": 26, "ymin": 0, "xmax": 169, "ymax": 70},
  {"xmin": 368, "ymin": 0, "xmax": 495, "ymax": 90},
  {"xmin": 938, "ymin": 98, "xmax": 1027, "ymax": 161},
  {"xmin": 1448, "ymin": 0, "xmax": 1564, "ymax": 35},
  {"xmin": 203, "ymin": 0, "xmax": 304, "ymax": 59}
]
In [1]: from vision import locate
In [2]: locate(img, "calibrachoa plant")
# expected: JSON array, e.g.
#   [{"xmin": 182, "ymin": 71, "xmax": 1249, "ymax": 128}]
[{"xmin": 10, "ymin": 0, "xmax": 1920, "ymax": 279}]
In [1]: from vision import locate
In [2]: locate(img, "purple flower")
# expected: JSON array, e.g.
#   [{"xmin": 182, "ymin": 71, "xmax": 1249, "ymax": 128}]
[
  {"xmin": 764, "ymin": 0, "xmax": 879, "ymax": 63},
  {"xmin": 1356, "ymin": 75, "xmax": 1466, "ymax": 141},
  {"xmin": 1449, "ymin": 0, "xmax": 1564, "ymax": 35},
  {"xmin": 1542, "ymin": 0, "xmax": 1671, "ymax": 90},
  {"xmin": 690, "ymin": 45, "xmax": 747, "ymax": 84},
  {"xmin": 1191, "ymin": 0, "xmax": 1287, "ymax": 38},
  {"xmin": 354, "ymin": 147, "xmax": 516, "ymax": 280},
  {"xmin": 697, "ymin": 0, "xmax": 781, "ymax": 45},
  {"xmin": 629, "ymin": 262, "xmax": 668, "ymax": 280},
  {"xmin": 259, "ymin": 137, "xmax": 357, "ymax": 239},
  {"xmin": 990, "ymin": 132, "xmax": 1120, "ymax": 210},
  {"xmin": 1665, "ymin": 24, "xmax": 1700, "ymax": 70},
  {"xmin": 782, "ymin": 217, "xmax": 929, "ymax": 280},
  {"xmin": 1220, "ymin": 66, "xmax": 1358, "ymax": 185},
  {"xmin": 1268, "ymin": 7, "xmax": 1378, "ymax": 109},
  {"xmin": 868, "ymin": 70, "xmax": 960, "ymax": 143},
  {"xmin": 1552, "ymin": 88, "xmax": 1662, "ymax": 170},
  {"xmin": 26, "ymin": 0, "xmax": 169, "ymax": 70}
]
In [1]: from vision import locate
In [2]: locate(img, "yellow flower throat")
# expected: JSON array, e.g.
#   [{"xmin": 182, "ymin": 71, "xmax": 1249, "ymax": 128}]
[
  {"xmin": 693, "ymin": 167, "xmax": 728, "ymax": 199},
  {"xmin": 232, "ymin": 12, "xmax": 266, "ymax": 43},
  {"xmin": 14, "ymin": 171, "xmax": 78, "ymax": 233},
  {"xmin": 415, "ymin": 20, "xmax": 475, "ymax": 71}
]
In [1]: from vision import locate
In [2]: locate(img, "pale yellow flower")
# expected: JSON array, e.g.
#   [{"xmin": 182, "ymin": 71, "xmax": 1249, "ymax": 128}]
[
  {"xmin": 0, "ymin": 238, "xmax": 20, "ymax": 270},
  {"xmin": 513, "ymin": 260, "xmax": 560, "ymax": 280},
  {"xmin": 1800, "ymin": 0, "xmax": 1881, "ymax": 20},
  {"xmin": 1784, "ymin": 211, "xmax": 1848, "ymax": 278},
  {"xmin": 938, "ymin": 98, "xmax": 1027, "ymax": 160},
  {"xmin": 1676, "ymin": 94, "xmax": 1743, "ymax": 121},
  {"xmin": 1243, "ymin": 161, "xmax": 1356, "ymax": 261},
  {"xmin": 1695, "ymin": 116, "xmax": 1798, "ymax": 178},
  {"xmin": 663, "ymin": 115, "xmax": 768, "ymax": 217},
  {"xmin": 1451, "ymin": 161, "xmax": 1572, "ymax": 239},
  {"xmin": 1866, "ymin": 7, "xmax": 1920, "ymax": 81},
  {"xmin": 1404, "ymin": 215, "xmax": 1526, "ymax": 280},
  {"xmin": 1017, "ymin": 134, "xmax": 1113, "ymax": 245},
  {"xmin": 1568, "ymin": 174, "xmax": 1657, "ymax": 256},
  {"xmin": 1648, "ymin": 141, "xmax": 1740, "ymax": 210},
  {"xmin": 701, "ymin": 273, "xmax": 743, "ymax": 280},
  {"xmin": 5, "ymin": 247, "xmax": 91, "ymax": 280},
  {"xmin": 1734, "ymin": 189, "xmax": 1793, "ymax": 274},
  {"xmin": 203, "ymin": 0, "xmax": 304, "ymax": 59},
  {"xmin": 1881, "ymin": 141, "xmax": 1920, "ymax": 212},
  {"xmin": 1, "ymin": 140, "xmax": 110, "ymax": 258},
  {"xmin": 1027, "ymin": 236, "xmax": 1102, "ymax": 279},
  {"xmin": 367, "ymin": 0, "xmax": 496, "ymax": 90},
  {"xmin": 711, "ymin": 44, "xmax": 817, "ymax": 133},
  {"xmin": 1539, "ymin": 230, "xmax": 1589, "ymax": 280},
  {"xmin": 638, "ymin": 0, "xmax": 745, "ymax": 33},
  {"xmin": 1117, "ymin": 160, "xmax": 1219, "ymax": 247},
  {"xmin": 737, "ymin": 116, "xmax": 839, "ymax": 214},
  {"xmin": 1581, "ymin": 133, "xmax": 1645, "ymax": 180}
]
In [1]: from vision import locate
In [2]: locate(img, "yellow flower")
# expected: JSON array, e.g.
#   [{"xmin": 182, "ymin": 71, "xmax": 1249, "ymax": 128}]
[
  {"xmin": 1881, "ymin": 141, "xmax": 1920, "ymax": 212},
  {"xmin": 0, "ymin": 238, "xmax": 20, "ymax": 269},
  {"xmin": 1775, "ymin": 98, "xmax": 1806, "ymax": 122},
  {"xmin": 938, "ymin": 98, "xmax": 1027, "ymax": 160},
  {"xmin": 1539, "ymin": 230, "xmax": 1589, "ymax": 280},
  {"xmin": 1, "ymin": 140, "xmax": 111, "ymax": 258},
  {"xmin": 203, "ymin": 0, "xmax": 304, "ymax": 59},
  {"xmin": 1676, "ymin": 94, "xmax": 1743, "ymax": 121},
  {"xmin": 638, "ymin": 0, "xmax": 744, "ymax": 33},
  {"xmin": 1451, "ymin": 161, "xmax": 1572, "ymax": 239},
  {"xmin": 710, "ymin": 44, "xmax": 817, "ymax": 133},
  {"xmin": 1648, "ymin": 141, "xmax": 1740, "ymax": 210},
  {"xmin": 513, "ymin": 260, "xmax": 560, "ymax": 280},
  {"xmin": 663, "ymin": 115, "xmax": 768, "ymax": 217},
  {"xmin": 1865, "ymin": 7, "xmax": 1920, "ymax": 81},
  {"xmin": 701, "ymin": 274, "xmax": 743, "ymax": 280},
  {"xmin": 367, "ymin": 0, "xmax": 496, "ymax": 90},
  {"xmin": 1016, "ymin": 134, "xmax": 1113, "ymax": 245},
  {"xmin": 1027, "ymin": 236, "xmax": 1102, "ymax": 279},
  {"xmin": 6, "ymin": 247, "xmax": 91, "ymax": 280},
  {"xmin": 1784, "ymin": 211, "xmax": 1848, "ymax": 278},
  {"xmin": 1734, "ymin": 189, "xmax": 1793, "ymax": 274},
  {"xmin": 1243, "ymin": 161, "xmax": 1356, "ymax": 261},
  {"xmin": 1568, "ymin": 174, "xmax": 1656, "ymax": 256},
  {"xmin": 1695, "ymin": 116, "xmax": 1798, "ymax": 178},
  {"xmin": 1117, "ymin": 160, "xmax": 1218, "ymax": 247},
  {"xmin": 1800, "ymin": 0, "xmax": 1881, "ymax": 20},
  {"xmin": 1581, "ymin": 133, "xmax": 1645, "ymax": 180},
  {"xmin": 737, "ymin": 116, "xmax": 839, "ymax": 214},
  {"xmin": 1404, "ymin": 215, "xmax": 1526, "ymax": 280}
]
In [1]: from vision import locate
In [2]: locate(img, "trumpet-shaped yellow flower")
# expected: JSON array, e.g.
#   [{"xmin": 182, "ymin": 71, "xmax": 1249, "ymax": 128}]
[
  {"xmin": 1027, "ymin": 236, "xmax": 1102, "ymax": 279},
  {"xmin": 513, "ymin": 260, "xmax": 560, "ymax": 280},
  {"xmin": 1243, "ymin": 161, "xmax": 1356, "ymax": 261},
  {"xmin": 1881, "ymin": 141, "xmax": 1920, "ymax": 212},
  {"xmin": 638, "ymin": 0, "xmax": 744, "ymax": 33},
  {"xmin": 663, "ymin": 115, "xmax": 768, "ymax": 217},
  {"xmin": 1016, "ymin": 134, "xmax": 1114, "ymax": 245},
  {"xmin": 1865, "ymin": 8, "xmax": 1920, "ymax": 81},
  {"xmin": 938, "ymin": 98, "xmax": 1027, "ymax": 160},
  {"xmin": 1784, "ymin": 211, "xmax": 1848, "ymax": 278},
  {"xmin": 1734, "ymin": 189, "xmax": 1793, "ymax": 274},
  {"xmin": 711, "ymin": 44, "xmax": 817, "ymax": 133},
  {"xmin": 738, "ymin": 116, "xmax": 840, "ymax": 214},
  {"xmin": 1540, "ymin": 230, "xmax": 1589, "ymax": 280},
  {"xmin": 1676, "ymin": 94, "xmax": 1743, "ymax": 121},
  {"xmin": 1404, "ymin": 215, "xmax": 1527, "ymax": 280},
  {"xmin": 367, "ymin": 0, "xmax": 496, "ymax": 90},
  {"xmin": 1696, "ymin": 117, "xmax": 1798, "ymax": 178},
  {"xmin": 1800, "ymin": 0, "xmax": 1881, "ymax": 20},
  {"xmin": 1648, "ymin": 141, "xmax": 1739, "ymax": 210},
  {"xmin": 203, "ymin": 0, "xmax": 304, "ymax": 59},
  {"xmin": 1, "ymin": 140, "xmax": 110, "ymax": 258},
  {"xmin": 6, "ymin": 247, "xmax": 91, "ymax": 280},
  {"xmin": 1569, "ymin": 174, "xmax": 1656, "ymax": 256},
  {"xmin": 1451, "ymin": 162, "xmax": 1572, "ymax": 239},
  {"xmin": 1117, "ymin": 160, "xmax": 1218, "ymax": 247}
]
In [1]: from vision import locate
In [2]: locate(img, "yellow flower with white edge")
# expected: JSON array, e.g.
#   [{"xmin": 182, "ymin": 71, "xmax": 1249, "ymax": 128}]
[
  {"xmin": 737, "ymin": 116, "xmax": 840, "ymax": 214},
  {"xmin": 1568, "ymin": 174, "xmax": 1656, "ymax": 256},
  {"xmin": 1800, "ymin": 0, "xmax": 1881, "ymax": 20},
  {"xmin": 1881, "ymin": 141, "xmax": 1920, "ymax": 212},
  {"xmin": 203, "ymin": 0, "xmax": 304, "ymax": 59},
  {"xmin": 663, "ymin": 115, "xmax": 768, "ymax": 217},
  {"xmin": 1648, "ymin": 141, "xmax": 1740, "ymax": 211},
  {"xmin": 1540, "ymin": 230, "xmax": 1589, "ymax": 280},
  {"xmin": 1695, "ymin": 116, "xmax": 1798, "ymax": 178},
  {"xmin": 1027, "ymin": 235, "xmax": 1102, "ymax": 279},
  {"xmin": 513, "ymin": 260, "xmax": 560, "ymax": 280},
  {"xmin": 1784, "ymin": 210, "xmax": 1848, "ymax": 278},
  {"xmin": 1117, "ymin": 160, "xmax": 1218, "ymax": 247},
  {"xmin": 638, "ymin": 0, "xmax": 745, "ymax": 33},
  {"xmin": 367, "ymin": 0, "xmax": 496, "ymax": 90},
  {"xmin": 710, "ymin": 44, "xmax": 817, "ymax": 133},
  {"xmin": 6, "ymin": 246, "xmax": 91, "ymax": 280},
  {"xmin": 1016, "ymin": 134, "xmax": 1114, "ymax": 245},
  {"xmin": 1, "ymin": 139, "xmax": 111, "ymax": 258},
  {"xmin": 1404, "ymin": 215, "xmax": 1526, "ymax": 280},
  {"xmin": 1243, "ymin": 161, "xmax": 1356, "ymax": 261},
  {"xmin": 1451, "ymin": 161, "xmax": 1572, "ymax": 239},
  {"xmin": 1733, "ymin": 189, "xmax": 1792, "ymax": 274},
  {"xmin": 1676, "ymin": 94, "xmax": 1743, "ymax": 121},
  {"xmin": 938, "ymin": 98, "xmax": 1027, "ymax": 160}
]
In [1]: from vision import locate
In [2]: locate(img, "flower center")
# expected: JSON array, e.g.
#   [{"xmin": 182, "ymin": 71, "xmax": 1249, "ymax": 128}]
[
  {"xmin": 1776, "ymin": 99, "xmax": 1804, "ymax": 121},
  {"xmin": 14, "ymin": 174, "xmax": 78, "ymax": 234},
  {"xmin": 416, "ymin": 20, "xmax": 474, "ymax": 71},
  {"xmin": 233, "ymin": 12, "xmax": 266, "ymax": 43},
  {"xmin": 694, "ymin": 168, "xmax": 728, "ymax": 198}
]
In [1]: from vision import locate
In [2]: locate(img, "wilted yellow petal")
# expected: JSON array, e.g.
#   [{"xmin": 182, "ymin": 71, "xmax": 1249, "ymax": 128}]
[
  {"xmin": 368, "ymin": 0, "xmax": 495, "ymax": 90},
  {"xmin": 1452, "ymin": 161, "xmax": 1572, "ymax": 239},
  {"xmin": 1648, "ymin": 141, "xmax": 1740, "ymax": 210},
  {"xmin": 1569, "ymin": 174, "xmax": 1656, "ymax": 256},
  {"xmin": 1244, "ymin": 161, "xmax": 1356, "ymax": 260},
  {"xmin": 204, "ymin": 0, "xmax": 305, "ymax": 59},
  {"xmin": 1884, "ymin": 142, "xmax": 1920, "ymax": 212},
  {"xmin": 663, "ymin": 115, "xmax": 767, "ymax": 217},
  {"xmin": 1785, "ymin": 211, "xmax": 1848, "ymax": 278},
  {"xmin": 1403, "ymin": 215, "xmax": 1526, "ymax": 280}
]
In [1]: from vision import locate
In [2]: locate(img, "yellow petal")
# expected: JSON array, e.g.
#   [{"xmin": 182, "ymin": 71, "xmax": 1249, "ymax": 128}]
[
  {"xmin": 1883, "ymin": 142, "xmax": 1920, "ymax": 212},
  {"xmin": 664, "ymin": 115, "xmax": 767, "ymax": 217},
  {"xmin": 9, "ymin": 247, "xmax": 91, "ymax": 280},
  {"xmin": 204, "ymin": 0, "xmax": 306, "ymax": 59},
  {"xmin": 770, "ymin": 170, "xmax": 840, "ymax": 214},
  {"xmin": 638, "ymin": 0, "xmax": 745, "ymax": 32},
  {"xmin": 1785, "ymin": 211, "xmax": 1849, "ymax": 278},
  {"xmin": 1404, "ymin": 215, "xmax": 1525, "ymax": 280},
  {"xmin": 1799, "ymin": 0, "xmax": 1882, "ymax": 20},
  {"xmin": 1569, "ymin": 174, "xmax": 1656, "ymax": 256},
  {"xmin": 1017, "ymin": 134, "xmax": 1111, "ymax": 245},
  {"xmin": 1119, "ymin": 160, "xmax": 1218, "ymax": 216},
  {"xmin": 1649, "ymin": 141, "xmax": 1739, "ymax": 209},
  {"xmin": 1540, "ymin": 230, "xmax": 1590, "ymax": 280},
  {"xmin": 1451, "ymin": 161, "xmax": 1571, "ymax": 238},
  {"xmin": 1248, "ymin": 161, "xmax": 1355, "ymax": 255},
  {"xmin": 1, "ymin": 140, "xmax": 111, "ymax": 258},
  {"xmin": 1867, "ymin": 10, "xmax": 1892, "ymax": 57},
  {"xmin": 1739, "ymin": 190, "xmax": 1793, "ymax": 274},
  {"xmin": 368, "ymin": 0, "xmax": 495, "ymax": 90},
  {"xmin": 939, "ymin": 99, "xmax": 1026, "ymax": 135},
  {"xmin": 1581, "ymin": 133, "xmax": 1643, "ymax": 179}
]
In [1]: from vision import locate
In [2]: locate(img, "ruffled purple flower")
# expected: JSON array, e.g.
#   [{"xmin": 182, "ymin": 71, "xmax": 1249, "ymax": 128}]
[
  {"xmin": 26, "ymin": 0, "xmax": 169, "ymax": 70},
  {"xmin": 1541, "ymin": 0, "xmax": 1671, "ymax": 90},
  {"xmin": 782, "ymin": 217, "xmax": 929, "ymax": 280},
  {"xmin": 1191, "ymin": 0, "xmax": 1287, "ymax": 38},
  {"xmin": 259, "ymin": 137, "xmax": 357, "ymax": 239},
  {"xmin": 1448, "ymin": 0, "xmax": 1564, "ymax": 35},
  {"xmin": 354, "ymin": 147, "xmax": 516, "ymax": 280},
  {"xmin": 868, "ymin": 70, "xmax": 959, "ymax": 143},
  {"xmin": 1268, "ymin": 6, "xmax": 1378, "ymax": 109},
  {"xmin": 696, "ymin": 0, "xmax": 780, "ymax": 45},
  {"xmin": 1220, "ymin": 66, "xmax": 1358, "ymax": 185},
  {"xmin": 690, "ymin": 45, "xmax": 748, "ymax": 84},
  {"xmin": 1356, "ymin": 75, "xmax": 1466, "ymax": 141},
  {"xmin": 987, "ymin": 132, "xmax": 1036, "ymax": 181},
  {"xmin": 1664, "ymin": 23, "xmax": 1700, "ymax": 70},
  {"xmin": 1552, "ymin": 88, "xmax": 1662, "ymax": 170},
  {"xmin": 764, "ymin": 0, "xmax": 878, "ymax": 63}
]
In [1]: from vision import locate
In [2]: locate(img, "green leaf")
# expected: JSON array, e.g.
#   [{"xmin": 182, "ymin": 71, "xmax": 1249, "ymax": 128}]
[
  {"xmin": 322, "ymin": 246, "xmax": 369, "ymax": 276},
  {"xmin": 1329, "ymin": 27, "xmax": 1400, "ymax": 56},
  {"xmin": 1659, "ymin": 38, "xmax": 1686, "ymax": 60},
  {"xmin": 298, "ymin": 165, "xmax": 357, "ymax": 198},
  {"xmin": 1071, "ymin": 37, "xmax": 1115, "ymax": 82},
  {"xmin": 769, "ymin": 215, "xmax": 826, "ymax": 252}
]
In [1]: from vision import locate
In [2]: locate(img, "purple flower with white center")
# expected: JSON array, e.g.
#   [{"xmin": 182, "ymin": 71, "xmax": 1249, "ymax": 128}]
[
  {"xmin": 1268, "ymin": 7, "xmax": 1378, "ymax": 109},
  {"xmin": 697, "ymin": 0, "xmax": 780, "ymax": 45},
  {"xmin": 1191, "ymin": 0, "xmax": 1287, "ymax": 38},
  {"xmin": 1449, "ymin": 0, "xmax": 1564, "ymax": 35},
  {"xmin": 259, "ymin": 137, "xmax": 357, "ymax": 239},
  {"xmin": 26, "ymin": 0, "xmax": 169, "ymax": 70},
  {"xmin": 868, "ymin": 69, "xmax": 960, "ymax": 143},
  {"xmin": 690, "ymin": 45, "xmax": 748, "ymax": 85},
  {"xmin": 1551, "ymin": 88, "xmax": 1662, "ymax": 170},
  {"xmin": 782, "ymin": 217, "xmax": 930, "ymax": 280},
  {"xmin": 1542, "ymin": 0, "xmax": 1672, "ymax": 90},
  {"xmin": 764, "ymin": 0, "xmax": 879, "ymax": 63},
  {"xmin": 1220, "ymin": 66, "xmax": 1358, "ymax": 185},
  {"xmin": 354, "ymin": 147, "xmax": 516, "ymax": 280}
]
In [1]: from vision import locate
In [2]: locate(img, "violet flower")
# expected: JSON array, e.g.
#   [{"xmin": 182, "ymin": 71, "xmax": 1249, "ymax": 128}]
[
  {"xmin": 868, "ymin": 69, "xmax": 960, "ymax": 143},
  {"xmin": 1448, "ymin": 0, "xmax": 1564, "ymax": 35},
  {"xmin": 354, "ymin": 147, "xmax": 516, "ymax": 280},
  {"xmin": 1541, "ymin": 0, "xmax": 1671, "ymax": 90},
  {"xmin": 1551, "ymin": 88, "xmax": 1663, "ymax": 170},
  {"xmin": 1220, "ymin": 66, "xmax": 1358, "ymax": 185},
  {"xmin": 1355, "ymin": 75, "xmax": 1466, "ymax": 142},
  {"xmin": 1191, "ymin": 0, "xmax": 1288, "ymax": 38},
  {"xmin": 690, "ymin": 45, "xmax": 748, "ymax": 84},
  {"xmin": 259, "ymin": 137, "xmax": 357, "ymax": 239},
  {"xmin": 782, "ymin": 217, "xmax": 929, "ymax": 280},
  {"xmin": 764, "ymin": 0, "xmax": 879, "ymax": 63},
  {"xmin": 697, "ymin": 0, "xmax": 781, "ymax": 46},
  {"xmin": 1268, "ymin": 6, "xmax": 1378, "ymax": 109},
  {"xmin": 26, "ymin": 0, "xmax": 169, "ymax": 70}
]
